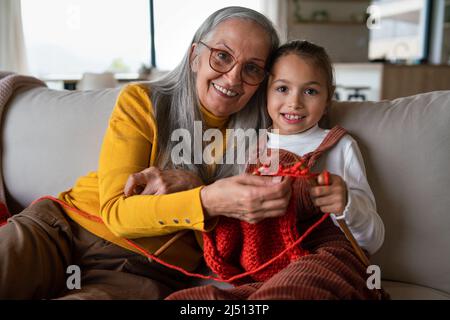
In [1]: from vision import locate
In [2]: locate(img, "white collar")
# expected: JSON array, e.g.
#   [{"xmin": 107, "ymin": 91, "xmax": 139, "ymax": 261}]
[{"xmin": 267, "ymin": 125, "xmax": 323, "ymax": 148}]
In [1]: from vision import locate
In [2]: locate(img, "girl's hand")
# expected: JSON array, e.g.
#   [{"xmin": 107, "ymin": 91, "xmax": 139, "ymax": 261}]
[
  {"xmin": 309, "ymin": 172, "xmax": 348, "ymax": 216},
  {"xmin": 123, "ymin": 167, "xmax": 204, "ymax": 197},
  {"xmin": 200, "ymin": 174, "xmax": 292, "ymax": 224}
]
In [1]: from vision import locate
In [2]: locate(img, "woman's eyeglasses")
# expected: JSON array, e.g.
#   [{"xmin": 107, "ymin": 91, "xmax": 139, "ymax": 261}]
[{"xmin": 198, "ymin": 41, "xmax": 267, "ymax": 86}]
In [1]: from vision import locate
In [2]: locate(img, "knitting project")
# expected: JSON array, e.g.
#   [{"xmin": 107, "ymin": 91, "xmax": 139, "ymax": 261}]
[{"xmin": 203, "ymin": 149, "xmax": 330, "ymax": 285}]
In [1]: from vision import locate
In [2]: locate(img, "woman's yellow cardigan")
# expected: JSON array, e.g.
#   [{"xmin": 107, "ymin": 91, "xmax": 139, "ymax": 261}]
[{"xmin": 58, "ymin": 83, "xmax": 227, "ymax": 271}]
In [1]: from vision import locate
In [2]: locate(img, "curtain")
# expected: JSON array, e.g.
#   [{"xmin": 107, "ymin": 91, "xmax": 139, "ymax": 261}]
[{"xmin": 0, "ymin": 0, "xmax": 28, "ymax": 74}]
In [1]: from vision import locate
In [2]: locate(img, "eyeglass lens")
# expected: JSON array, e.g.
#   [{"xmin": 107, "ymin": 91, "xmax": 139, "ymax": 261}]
[{"xmin": 208, "ymin": 48, "xmax": 265, "ymax": 85}]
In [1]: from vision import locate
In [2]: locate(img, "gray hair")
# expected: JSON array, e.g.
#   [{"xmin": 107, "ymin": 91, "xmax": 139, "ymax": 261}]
[{"xmin": 144, "ymin": 6, "xmax": 280, "ymax": 184}]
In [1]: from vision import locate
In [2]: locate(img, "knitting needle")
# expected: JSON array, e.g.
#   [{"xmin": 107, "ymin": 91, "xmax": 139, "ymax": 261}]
[
  {"xmin": 335, "ymin": 218, "xmax": 371, "ymax": 267},
  {"xmin": 305, "ymin": 166, "xmax": 371, "ymax": 267},
  {"xmin": 153, "ymin": 230, "xmax": 190, "ymax": 257}
]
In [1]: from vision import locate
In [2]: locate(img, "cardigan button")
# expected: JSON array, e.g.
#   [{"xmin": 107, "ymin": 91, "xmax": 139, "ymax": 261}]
[
  {"xmin": 173, "ymin": 219, "xmax": 179, "ymax": 224},
  {"xmin": 185, "ymin": 218, "xmax": 191, "ymax": 224},
  {"xmin": 158, "ymin": 220, "xmax": 165, "ymax": 225}
]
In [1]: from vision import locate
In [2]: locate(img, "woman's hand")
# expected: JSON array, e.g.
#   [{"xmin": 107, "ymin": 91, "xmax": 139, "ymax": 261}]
[
  {"xmin": 123, "ymin": 167, "xmax": 204, "ymax": 197},
  {"xmin": 200, "ymin": 174, "xmax": 292, "ymax": 224},
  {"xmin": 309, "ymin": 172, "xmax": 348, "ymax": 216}
]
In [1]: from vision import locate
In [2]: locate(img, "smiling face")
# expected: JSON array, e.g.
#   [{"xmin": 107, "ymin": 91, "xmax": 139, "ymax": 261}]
[
  {"xmin": 267, "ymin": 53, "xmax": 329, "ymax": 135},
  {"xmin": 191, "ymin": 19, "xmax": 271, "ymax": 117}
]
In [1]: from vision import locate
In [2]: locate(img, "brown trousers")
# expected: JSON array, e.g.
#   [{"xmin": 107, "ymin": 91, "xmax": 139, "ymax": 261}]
[{"xmin": 0, "ymin": 199, "xmax": 192, "ymax": 299}]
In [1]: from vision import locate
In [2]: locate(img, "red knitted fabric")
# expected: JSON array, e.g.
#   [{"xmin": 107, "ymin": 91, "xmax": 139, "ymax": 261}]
[{"xmin": 203, "ymin": 126, "xmax": 347, "ymax": 284}]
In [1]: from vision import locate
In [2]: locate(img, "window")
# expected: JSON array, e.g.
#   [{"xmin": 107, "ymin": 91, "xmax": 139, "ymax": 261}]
[
  {"xmin": 21, "ymin": 0, "xmax": 150, "ymax": 78},
  {"xmin": 21, "ymin": 0, "xmax": 266, "ymax": 78},
  {"xmin": 153, "ymin": 0, "xmax": 263, "ymax": 70},
  {"xmin": 368, "ymin": 0, "xmax": 431, "ymax": 62}
]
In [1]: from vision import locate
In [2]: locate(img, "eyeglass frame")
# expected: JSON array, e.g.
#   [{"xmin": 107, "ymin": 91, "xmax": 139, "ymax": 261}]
[{"xmin": 197, "ymin": 41, "xmax": 268, "ymax": 86}]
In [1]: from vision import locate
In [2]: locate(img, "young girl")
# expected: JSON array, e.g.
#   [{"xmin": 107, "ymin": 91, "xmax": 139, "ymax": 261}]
[{"xmin": 128, "ymin": 41, "xmax": 387, "ymax": 299}]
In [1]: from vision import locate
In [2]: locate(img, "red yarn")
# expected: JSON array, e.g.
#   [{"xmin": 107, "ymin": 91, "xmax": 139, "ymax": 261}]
[{"xmin": 203, "ymin": 126, "xmax": 347, "ymax": 285}]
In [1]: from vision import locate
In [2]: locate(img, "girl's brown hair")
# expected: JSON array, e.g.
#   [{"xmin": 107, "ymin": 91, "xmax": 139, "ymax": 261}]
[{"xmin": 267, "ymin": 40, "xmax": 335, "ymax": 128}]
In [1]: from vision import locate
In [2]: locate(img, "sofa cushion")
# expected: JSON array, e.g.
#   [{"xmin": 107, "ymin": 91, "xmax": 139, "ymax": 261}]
[
  {"xmin": 330, "ymin": 91, "xmax": 450, "ymax": 295},
  {"xmin": 382, "ymin": 281, "xmax": 450, "ymax": 300},
  {"xmin": 3, "ymin": 87, "xmax": 121, "ymax": 213}
]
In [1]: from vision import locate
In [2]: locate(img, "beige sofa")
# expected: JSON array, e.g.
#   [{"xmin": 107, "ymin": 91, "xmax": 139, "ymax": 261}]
[{"xmin": 3, "ymin": 83, "xmax": 450, "ymax": 300}]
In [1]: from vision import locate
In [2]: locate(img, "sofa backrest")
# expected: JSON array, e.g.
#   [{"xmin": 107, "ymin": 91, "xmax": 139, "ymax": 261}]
[
  {"xmin": 3, "ymin": 86, "xmax": 120, "ymax": 212},
  {"xmin": 329, "ymin": 91, "xmax": 450, "ymax": 294},
  {"xmin": 3, "ymin": 86, "xmax": 450, "ymax": 294}
]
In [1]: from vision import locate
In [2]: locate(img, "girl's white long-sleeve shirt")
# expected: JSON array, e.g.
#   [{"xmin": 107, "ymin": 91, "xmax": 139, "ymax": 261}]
[{"xmin": 267, "ymin": 125, "xmax": 385, "ymax": 255}]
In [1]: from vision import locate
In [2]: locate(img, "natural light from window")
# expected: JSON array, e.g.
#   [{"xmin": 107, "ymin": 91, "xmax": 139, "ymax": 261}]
[
  {"xmin": 21, "ymin": 0, "xmax": 150, "ymax": 78},
  {"xmin": 21, "ymin": 0, "xmax": 264, "ymax": 78}
]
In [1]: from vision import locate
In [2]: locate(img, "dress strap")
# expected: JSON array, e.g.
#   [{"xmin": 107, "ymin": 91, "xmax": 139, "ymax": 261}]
[{"xmin": 303, "ymin": 126, "xmax": 347, "ymax": 168}]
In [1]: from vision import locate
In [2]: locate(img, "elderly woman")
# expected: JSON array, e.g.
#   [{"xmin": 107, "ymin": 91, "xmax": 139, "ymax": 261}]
[{"xmin": 0, "ymin": 7, "xmax": 286, "ymax": 299}]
